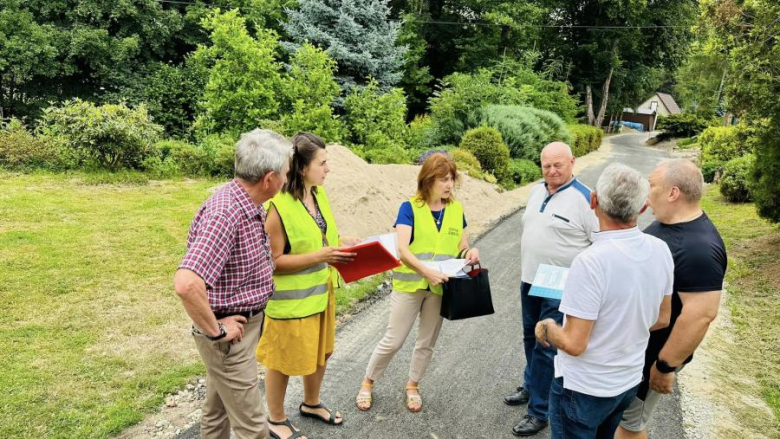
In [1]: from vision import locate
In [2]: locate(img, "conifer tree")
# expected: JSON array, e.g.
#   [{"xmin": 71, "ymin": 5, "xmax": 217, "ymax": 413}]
[{"xmin": 282, "ymin": 0, "xmax": 406, "ymax": 91}]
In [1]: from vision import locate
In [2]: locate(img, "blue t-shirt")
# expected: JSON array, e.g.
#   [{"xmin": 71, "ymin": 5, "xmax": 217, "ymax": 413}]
[{"xmin": 393, "ymin": 201, "xmax": 468, "ymax": 244}]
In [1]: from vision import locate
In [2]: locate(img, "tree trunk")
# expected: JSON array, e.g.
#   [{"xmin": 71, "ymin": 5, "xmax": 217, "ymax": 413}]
[
  {"xmin": 594, "ymin": 67, "xmax": 614, "ymax": 128},
  {"xmin": 586, "ymin": 85, "xmax": 595, "ymax": 126}
]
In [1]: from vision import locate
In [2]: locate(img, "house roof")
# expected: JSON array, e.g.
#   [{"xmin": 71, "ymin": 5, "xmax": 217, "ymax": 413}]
[{"xmin": 656, "ymin": 92, "xmax": 681, "ymax": 114}]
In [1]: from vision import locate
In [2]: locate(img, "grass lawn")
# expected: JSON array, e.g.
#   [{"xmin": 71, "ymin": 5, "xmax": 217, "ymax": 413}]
[
  {"xmin": 702, "ymin": 185, "xmax": 780, "ymax": 434},
  {"xmin": 0, "ymin": 171, "xmax": 383, "ymax": 438}
]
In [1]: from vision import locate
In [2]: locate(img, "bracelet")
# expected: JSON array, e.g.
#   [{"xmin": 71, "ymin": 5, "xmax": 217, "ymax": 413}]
[{"xmin": 459, "ymin": 248, "xmax": 470, "ymax": 258}]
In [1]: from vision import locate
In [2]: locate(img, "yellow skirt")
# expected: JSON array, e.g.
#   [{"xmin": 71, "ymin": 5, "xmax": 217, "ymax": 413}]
[{"xmin": 256, "ymin": 280, "xmax": 336, "ymax": 376}]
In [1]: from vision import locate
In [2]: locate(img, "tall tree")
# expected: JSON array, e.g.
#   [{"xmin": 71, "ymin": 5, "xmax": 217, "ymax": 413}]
[
  {"xmin": 535, "ymin": 0, "xmax": 697, "ymax": 125},
  {"xmin": 283, "ymin": 0, "xmax": 407, "ymax": 92},
  {"xmin": 705, "ymin": 0, "xmax": 780, "ymax": 221},
  {"xmin": 0, "ymin": 0, "xmax": 185, "ymax": 119},
  {"xmin": 192, "ymin": 9, "xmax": 282, "ymax": 136}
]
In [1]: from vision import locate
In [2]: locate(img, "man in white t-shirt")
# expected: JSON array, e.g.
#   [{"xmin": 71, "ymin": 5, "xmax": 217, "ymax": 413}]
[{"xmin": 535, "ymin": 163, "xmax": 673, "ymax": 438}]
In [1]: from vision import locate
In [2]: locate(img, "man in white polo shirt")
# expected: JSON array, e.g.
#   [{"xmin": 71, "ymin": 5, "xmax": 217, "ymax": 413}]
[
  {"xmin": 509, "ymin": 142, "xmax": 599, "ymax": 437},
  {"xmin": 535, "ymin": 163, "xmax": 673, "ymax": 438}
]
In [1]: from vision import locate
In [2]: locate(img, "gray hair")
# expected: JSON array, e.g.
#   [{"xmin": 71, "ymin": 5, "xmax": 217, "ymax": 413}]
[
  {"xmin": 234, "ymin": 129, "xmax": 292, "ymax": 184},
  {"xmin": 595, "ymin": 163, "xmax": 649, "ymax": 223},
  {"xmin": 660, "ymin": 159, "xmax": 703, "ymax": 202}
]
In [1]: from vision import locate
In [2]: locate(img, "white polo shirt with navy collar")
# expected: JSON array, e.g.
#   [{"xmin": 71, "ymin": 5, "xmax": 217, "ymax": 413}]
[{"xmin": 520, "ymin": 176, "xmax": 599, "ymax": 285}]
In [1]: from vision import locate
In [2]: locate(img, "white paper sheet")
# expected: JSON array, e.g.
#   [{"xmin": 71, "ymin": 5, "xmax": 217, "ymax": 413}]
[
  {"xmin": 422, "ymin": 259, "xmax": 470, "ymax": 277},
  {"xmin": 360, "ymin": 233, "xmax": 399, "ymax": 259}
]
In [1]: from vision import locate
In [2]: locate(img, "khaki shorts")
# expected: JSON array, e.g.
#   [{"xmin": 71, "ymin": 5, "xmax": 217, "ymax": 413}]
[{"xmin": 620, "ymin": 364, "xmax": 685, "ymax": 432}]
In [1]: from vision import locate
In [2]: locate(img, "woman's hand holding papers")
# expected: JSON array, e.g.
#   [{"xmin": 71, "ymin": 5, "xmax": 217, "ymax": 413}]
[
  {"xmin": 464, "ymin": 248, "xmax": 480, "ymax": 265},
  {"xmin": 422, "ymin": 268, "xmax": 449, "ymax": 286},
  {"xmin": 318, "ymin": 246, "xmax": 357, "ymax": 265}
]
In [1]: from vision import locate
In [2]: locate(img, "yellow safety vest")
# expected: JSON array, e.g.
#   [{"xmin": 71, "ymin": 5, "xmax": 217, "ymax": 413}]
[
  {"xmin": 266, "ymin": 187, "xmax": 339, "ymax": 319},
  {"xmin": 392, "ymin": 196, "xmax": 463, "ymax": 295}
]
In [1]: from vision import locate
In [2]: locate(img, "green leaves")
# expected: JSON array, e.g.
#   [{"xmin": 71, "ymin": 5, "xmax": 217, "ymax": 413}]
[
  {"xmin": 39, "ymin": 99, "xmax": 163, "ymax": 171},
  {"xmin": 192, "ymin": 9, "xmax": 283, "ymax": 137}
]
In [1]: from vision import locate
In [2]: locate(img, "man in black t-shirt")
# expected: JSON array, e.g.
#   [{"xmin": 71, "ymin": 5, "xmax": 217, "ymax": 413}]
[{"xmin": 617, "ymin": 159, "xmax": 727, "ymax": 439}]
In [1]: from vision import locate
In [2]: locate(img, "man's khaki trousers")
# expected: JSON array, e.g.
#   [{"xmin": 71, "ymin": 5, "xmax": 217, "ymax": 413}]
[{"xmin": 193, "ymin": 311, "xmax": 267, "ymax": 439}]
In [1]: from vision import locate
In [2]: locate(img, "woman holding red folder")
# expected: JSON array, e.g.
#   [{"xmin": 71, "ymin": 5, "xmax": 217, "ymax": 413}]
[
  {"xmin": 257, "ymin": 133, "xmax": 358, "ymax": 439},
  {"xmin": 355, "ymin": 152, "xmax": 480, "ymax": 413}
]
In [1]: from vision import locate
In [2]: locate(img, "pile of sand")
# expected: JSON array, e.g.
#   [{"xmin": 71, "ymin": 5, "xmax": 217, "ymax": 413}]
[
  {"xmin": 323, "ymin": 139, "xmax": 611, "ymax": 241},
  {"xmin": 324, "ymin": 144, "xmax": 529, "ymax": 241}
]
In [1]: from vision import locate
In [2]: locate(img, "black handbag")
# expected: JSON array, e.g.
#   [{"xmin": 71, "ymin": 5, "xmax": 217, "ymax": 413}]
[{"xmin": 440, "ymin": 264, "xmax": 495, "ymax": 320}]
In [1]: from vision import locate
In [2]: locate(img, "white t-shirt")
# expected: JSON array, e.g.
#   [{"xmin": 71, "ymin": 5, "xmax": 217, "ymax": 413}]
[
  {"xmin": 554, "ymin": 227, "xmax": 674, "ymax": 397},
  {"xmin": 521, "ymin": 178, "xmax": 599, "ymax": 284}
]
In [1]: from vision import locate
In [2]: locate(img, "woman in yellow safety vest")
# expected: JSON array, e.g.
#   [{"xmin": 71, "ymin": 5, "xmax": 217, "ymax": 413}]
[
  {"xmin": 355, "ymin": 152, "xmax": 480, "ymax": 413},
  {"xmin": 258, "ymin": 133, "xmax": 358, "ymax": 439}
]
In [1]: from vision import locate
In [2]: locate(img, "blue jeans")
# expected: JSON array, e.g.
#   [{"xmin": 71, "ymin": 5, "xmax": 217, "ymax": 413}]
[
  {"xmin": 521, "ymin": 281, "xmax": 563, "ymax": 420},
  {"xmin": 549, "ymin": 377, "xmax": 640, "ymax": 439}
]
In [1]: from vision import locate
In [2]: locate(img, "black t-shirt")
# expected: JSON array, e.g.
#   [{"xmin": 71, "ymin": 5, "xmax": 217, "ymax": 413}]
[{"xmin": 637, "ymin": 212, "xmax": 727, "ymax": 399}]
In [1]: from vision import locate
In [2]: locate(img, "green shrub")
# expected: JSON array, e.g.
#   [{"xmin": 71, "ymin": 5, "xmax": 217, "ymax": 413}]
[
  {"xmin": 199, "ymin": 133, "xmax": 236, "ymax": 177},
  {"xmin": 657, "ymin": 113, "xmax": 711, "ymax": 138},
  {"xmin": 720, "ymin": 154, "xmax": 755, "ymax": 202},
  {"xmin": 429, "ymin": 70, "xmax": 523, "ymax": 144},
  {"xmin": 363, "ymin": 145, "xmax": 411, "ymax": 164},
  {"xmin": 701, "ymin": 160, "xmax": 724, "ymax": 183},
  {"xmin": 159, "ymin": 140, "xmax": 209, "ymax": 176},
  {"xmin": 450, "ymin": 148, "xmax": 496, "ymax": 184},
  {"xmin": 281, "ymin": 100, "xmax": 344, "ymax": 143},
  {"xmin": 507, "ymin": 158, "xmax": 542, "ymax": 185},
  {"xmin": 700, "ymin": 123, "xmax": 758, "ymax": 164},
  {"xmin": 428, "ymin": 65, "xmax": 578, "ymax": 145},
  {"xmin": 212, "ymin": 142, "xmax": 236, "ymax": 178},
  {"xmin": 279, "ymin": 43, "xmax": 344, "ymax": 142},
  {"xmin": 0, "ymin": 119, "xmax": 59, "ymax": 170},
  {"xmin": 406, "ymin": 115, "xmax": 436, "ymax": 150},
  {"xmin": 344, "ymin": 81, "xmax": 407, "ymax": 149},
  {"xmin": 567, "ymin": 124, "xmax": 604, "ymax": 157},
  {"xmin": 751, "ymin": 123, "xmax": 780, "ymax": 222},
  {"xmin": 458, "ymin": 126, "xmax": 510, "ymax": 181},
  {"xmin": 479, "ymin": 105, "xmax": 572, "ymax": 162},
  {"xmin": 39, "ymin": 99, "xmax": 163, "ymax": 170}
]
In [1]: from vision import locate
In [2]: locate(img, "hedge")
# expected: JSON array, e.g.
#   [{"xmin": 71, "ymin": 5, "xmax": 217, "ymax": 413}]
[{"xmin": 479, "ymin": 105, "xmax": 572, "ymax": 163}]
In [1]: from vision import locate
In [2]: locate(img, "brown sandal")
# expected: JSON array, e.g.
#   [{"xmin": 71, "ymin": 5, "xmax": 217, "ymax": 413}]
[
  {"xmin": 405, "ymin": 384, "xmax": 422, "ymax": 413},
  {"xmin": 355, "ymin": 381, "xmax": 373, "ymax": 411}
]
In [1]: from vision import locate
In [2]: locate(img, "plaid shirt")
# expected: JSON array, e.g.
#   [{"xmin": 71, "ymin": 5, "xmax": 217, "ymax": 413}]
[{"xmin": 179, "ymin": 180, "xmax": 275, "ymax": 313}]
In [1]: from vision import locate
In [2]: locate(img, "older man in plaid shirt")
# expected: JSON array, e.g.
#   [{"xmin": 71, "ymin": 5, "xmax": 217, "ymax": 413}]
[{"xmin": 174, "ymin": 129, "xmax": 292, "ymax": 439}]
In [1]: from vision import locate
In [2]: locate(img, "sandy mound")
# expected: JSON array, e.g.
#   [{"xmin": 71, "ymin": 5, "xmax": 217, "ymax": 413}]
[
  {"xmin": 325, "ymin": 144, "xmax": 527, "ymax": 241},
  {"xmin": 323, "ymin": 138, "xmax": 612, "ymax": 241}
]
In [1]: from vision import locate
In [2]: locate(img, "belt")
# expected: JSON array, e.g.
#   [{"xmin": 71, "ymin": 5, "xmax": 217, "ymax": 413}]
[{"xmin": 213, "ymin": 308, "xmax": 263, "ymax": 320}]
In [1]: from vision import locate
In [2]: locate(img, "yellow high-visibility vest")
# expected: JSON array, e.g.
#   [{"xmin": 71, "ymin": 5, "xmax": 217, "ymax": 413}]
[
  {"xmin": 266, "ymin": 187, "xmax": 339, "ymax": 319},
  {"xmin": 392, "ymin": 196, "xmax": 463, "ymax": 295}
]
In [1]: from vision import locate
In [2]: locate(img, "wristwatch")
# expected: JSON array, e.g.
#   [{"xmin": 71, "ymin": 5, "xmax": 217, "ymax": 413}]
[
  {"xmin": 655, "ymin": 359, "xmax": 677, "ymax": 374},
  {"xmin": 206, "ymin": 322, "xmax": 227, "ymax": 341}
]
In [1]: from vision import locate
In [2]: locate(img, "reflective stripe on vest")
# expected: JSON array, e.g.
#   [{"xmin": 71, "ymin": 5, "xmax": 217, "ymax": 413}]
[
  {"xmin": 393, "ymin": 197, "xmax": 463, "ymax": 295},
  {"xmin": 266, "ymin": 187, "xmax": 339, "ymax": 319}
]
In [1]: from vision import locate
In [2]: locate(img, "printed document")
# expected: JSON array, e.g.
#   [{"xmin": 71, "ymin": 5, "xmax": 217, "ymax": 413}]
[{"xmin": 528, "ymin": 264, "xmax": 569, "ymax": 300}]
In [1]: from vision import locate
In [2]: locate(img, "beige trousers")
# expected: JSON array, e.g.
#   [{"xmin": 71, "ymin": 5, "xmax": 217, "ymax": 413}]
[
  {"xmin": 193, "ymin": 311, "xmax": 268, "ymax": 439},
  {"xmin": 365, "ymin": 289, "xmax": 444, "ymax": 382}
]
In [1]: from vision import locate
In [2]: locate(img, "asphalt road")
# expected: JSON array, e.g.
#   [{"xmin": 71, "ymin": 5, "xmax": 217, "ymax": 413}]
[{"xmin": 179, "ymin": 133, "xmax": 685, "ymax": 438}]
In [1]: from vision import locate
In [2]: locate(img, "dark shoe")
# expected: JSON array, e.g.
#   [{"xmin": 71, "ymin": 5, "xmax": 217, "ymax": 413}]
[
  {"xmin": 512, "ymin": 415, "xmax": 548, "ymax": 437},
  {"xmin": 268, "ymin": 418, "xmax": 306, "ymax": 439},
  {"xmin": 504, "ymin": 387, "xmax": 530, "ymax": 406},
  {"xmin": 299, "ymin": 402, "xmax": 343, "ymax": 425}
]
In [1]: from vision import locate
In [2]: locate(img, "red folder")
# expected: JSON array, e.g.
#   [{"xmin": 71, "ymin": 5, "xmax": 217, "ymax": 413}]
[{"xmin": 331, "ymin": 241, "xmax": 402, "ymax": 283}]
